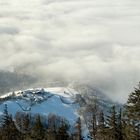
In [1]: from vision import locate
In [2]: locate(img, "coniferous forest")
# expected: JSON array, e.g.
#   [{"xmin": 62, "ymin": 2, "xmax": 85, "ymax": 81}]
[{"xmin": 0, "ymin": 83, "xmax": 140, "ymax": 140}]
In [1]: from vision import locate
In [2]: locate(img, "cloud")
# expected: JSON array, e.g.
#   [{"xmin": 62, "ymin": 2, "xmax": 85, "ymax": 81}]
[{"xmin": 0, "ymin": 0, "xmax": 140, "ymax": 102}]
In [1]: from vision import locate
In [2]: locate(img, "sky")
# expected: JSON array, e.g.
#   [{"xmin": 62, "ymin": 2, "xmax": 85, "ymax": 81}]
[{"xmin": 0, "ymin": 0, "xmax": 140, "ymax": 102}]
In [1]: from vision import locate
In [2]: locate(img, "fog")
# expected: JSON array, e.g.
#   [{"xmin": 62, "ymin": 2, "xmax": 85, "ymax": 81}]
[{"xmin": 0, "ymin": 0, "xmax": 140, "ymax": 102}]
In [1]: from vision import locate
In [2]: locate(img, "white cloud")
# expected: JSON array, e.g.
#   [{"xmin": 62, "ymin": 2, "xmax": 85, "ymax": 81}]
[{"xmin": 0, "ymin": 0, "xmax": 140, "ymax": 102}]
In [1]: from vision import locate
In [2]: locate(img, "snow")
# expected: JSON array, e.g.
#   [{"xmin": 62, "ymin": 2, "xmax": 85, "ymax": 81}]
[
  {"xmin": 31, "ymin": 95, "xmax": 79, "ymax": 124},
  {"xmin": 0, "ymin": 87, "xmax": 90, "ymax": 139},
  {"xmin": 0, "ymin": 87, "xmax": 79, "ymax": 123},
  {"xmin": 0, "ymin": 96, "xmax": 78, "ymax": 123}
]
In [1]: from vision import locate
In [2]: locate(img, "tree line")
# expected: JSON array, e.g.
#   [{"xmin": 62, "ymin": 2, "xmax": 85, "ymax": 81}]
[
  {"xmin": 0, "ymin": 83, "xmax": 140, "ymax": 140},
  {"xmin": 0, "ymin": 105, "xmax": 83, "ymax": 140},
  {"xmin": 87, "ymin": 83, "xmax": 140, "ymax": 140}
]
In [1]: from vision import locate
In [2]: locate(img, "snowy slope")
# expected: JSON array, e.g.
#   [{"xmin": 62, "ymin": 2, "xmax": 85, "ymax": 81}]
[
  {"xmin": 0, "ymin": 86, "xmax": 119, "ymax": 140},
  {"xmin": 0, "ymin": 87, "xmax": 91, "ymax": 139},
  {"xmin": 0, "ymin": 87, "xmax": 79, "ymax": 123}
]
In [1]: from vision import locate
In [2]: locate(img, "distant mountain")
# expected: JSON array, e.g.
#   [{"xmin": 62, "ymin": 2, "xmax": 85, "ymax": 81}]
[{"xmin": 0, "ymin": 71, "xmax": 36, "ymax": 94}]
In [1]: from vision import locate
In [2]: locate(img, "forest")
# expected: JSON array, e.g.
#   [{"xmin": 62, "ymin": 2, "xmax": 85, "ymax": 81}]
[{"xmin": 0, "ymin": 83, "xmax": 140, "ymax": 140}]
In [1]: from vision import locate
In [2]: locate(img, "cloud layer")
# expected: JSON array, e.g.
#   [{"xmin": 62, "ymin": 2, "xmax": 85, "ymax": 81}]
[{"xmin": 0, "ymin": 0, "xmax": 140, "ymax": 102}]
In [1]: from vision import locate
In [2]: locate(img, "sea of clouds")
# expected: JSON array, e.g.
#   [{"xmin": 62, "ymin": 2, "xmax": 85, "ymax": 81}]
[{"xmin": 0, "ymin": 0, "xmax": 140, "ymax": 102}]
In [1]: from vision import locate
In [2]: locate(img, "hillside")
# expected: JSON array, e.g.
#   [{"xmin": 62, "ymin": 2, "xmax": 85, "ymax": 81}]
[{"xmin": 0, "ymin": 86, "xmax": 120, "ymax": 139}]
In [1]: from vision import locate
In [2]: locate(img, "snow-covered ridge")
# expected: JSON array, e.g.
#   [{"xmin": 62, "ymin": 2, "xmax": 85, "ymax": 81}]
[
  {"xmin": 0, "ymin": 87, "xmax": 79, "ymax": 104},
  {"xmin": 0, "ymin": 87, "xmax": 78, "ymax": 98}
]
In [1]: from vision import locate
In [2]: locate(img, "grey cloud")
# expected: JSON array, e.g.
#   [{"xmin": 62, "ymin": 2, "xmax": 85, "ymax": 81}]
[
  {"xmin": 0, "ymin": 0, "xmax": 140, "ymax": 103},
  {"xmin": 0, "ymin": 26, "xmax": 19, "ymax": 35}
]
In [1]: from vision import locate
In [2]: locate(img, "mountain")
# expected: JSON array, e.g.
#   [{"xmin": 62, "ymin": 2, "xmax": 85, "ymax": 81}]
[
  {"xmin": 0, "ymin": 87, "xmax": 79, "ymax": 122},
  {"xmin": 0, "ymin": 86, "xmax": 120, "ymax": 139}
]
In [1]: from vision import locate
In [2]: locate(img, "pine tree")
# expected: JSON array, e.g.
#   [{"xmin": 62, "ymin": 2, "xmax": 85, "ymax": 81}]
[
  {"xmin": 135, "ymin": 124, "xmax": 140, "ymax": 140},
  {"xmin": 120, "ymin": 115, "xmax": 139, "ymax": 140},
  {"xmin": 22, "ymin": 113, "xmax": 31, "ymax": 132},
  {"xmin": 76, "ymin": 117, "xmax": 82, "ymax": 140},
  {"xmin": 15, "ymin": 111, "xmax": 22, "ymax": 131},
  {"xmin": 57, "ymin": 119, "xmax": 69, "ymax": 140},
  {"xmin": 117, "ymin": 109, "xmax": 123, "ymax": 140},
  {"xmin": 1, "ymin": 104, "xmax": 20, "ymax": 140},
  {"xmin": 107, "ymin": 106, "xmax": 118, "ymax": 140},
  {"xmin": 125, "ymin": 83, "xmax": 140, "ymax": 122},
  {"xmin": 2, "ymin": 104, "xmax": 10, "ymax": 127},
  {"xmin": 97, "ymin": 110, "xmax": 106, "ymax": 140},
  {"xmin": 8, "ymin": 116, "xmax": 20, "ymax": 140},
  {"xmin": 30, "ymin": 114, "xmax": 45, "ymax": 140},
  {"xmin": 90, "ymin": 102, "xmax": 97, "ymax": 140},
  {"xmin": 124, "ymin": 83, "xmax": 140, "ymax": 139}
]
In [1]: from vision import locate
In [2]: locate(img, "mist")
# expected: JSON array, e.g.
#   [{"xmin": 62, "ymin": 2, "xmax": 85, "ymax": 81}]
[{"xmin": 0, "ymin": 0, "xmax": 140, "ymax": 103}]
